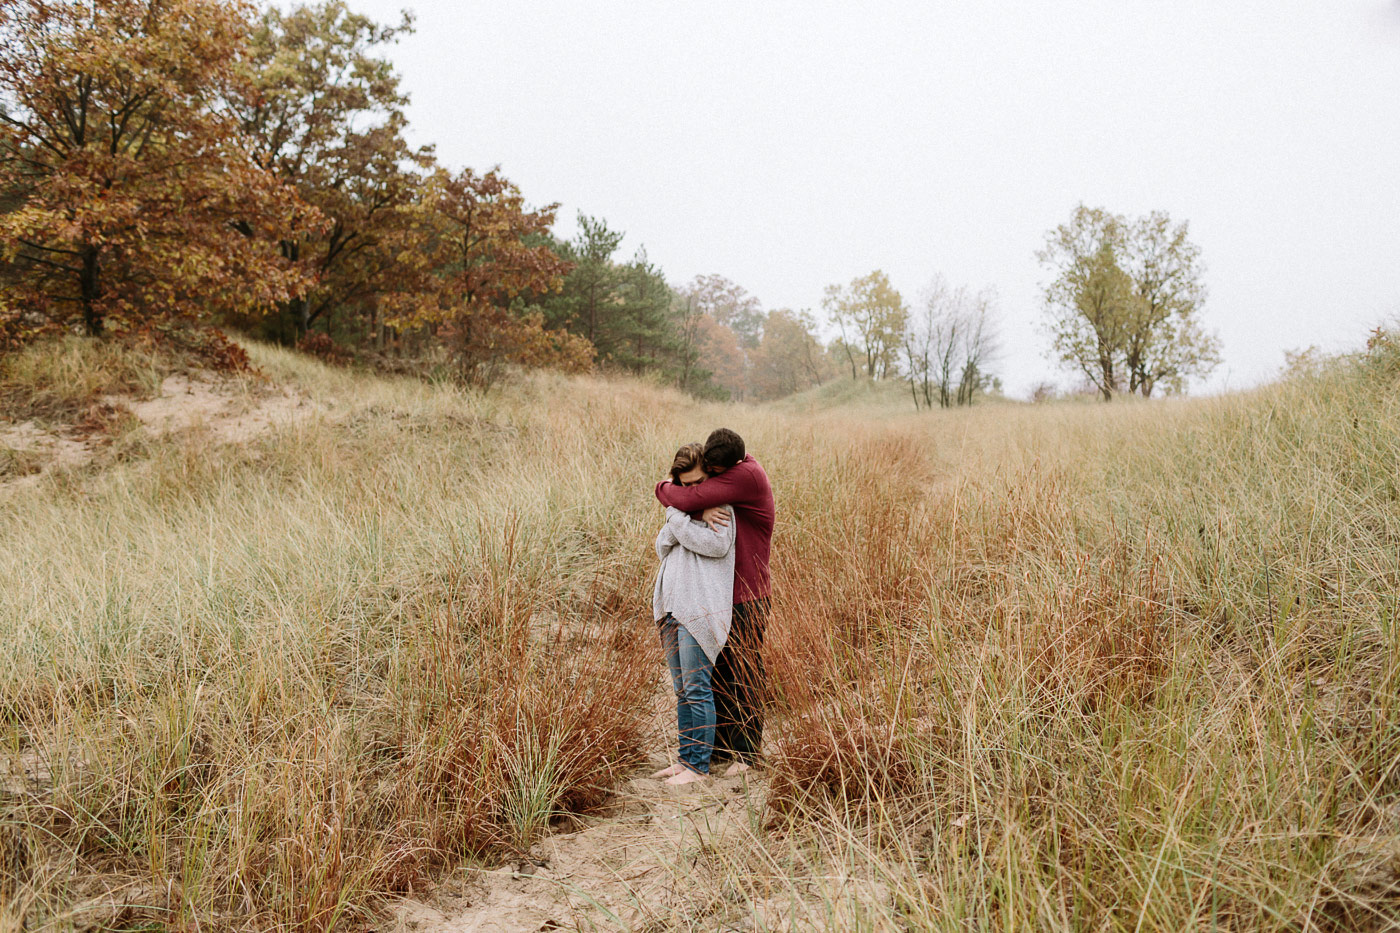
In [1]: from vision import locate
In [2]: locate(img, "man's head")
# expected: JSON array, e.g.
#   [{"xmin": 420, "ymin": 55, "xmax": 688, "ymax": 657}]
[
  {"xmin": 670, "ymin": 442, "xmax": 707, "ymax": 486},
  {"xmin": 702, "ymin": 428, "xmax": 745, "ymax": 475}
]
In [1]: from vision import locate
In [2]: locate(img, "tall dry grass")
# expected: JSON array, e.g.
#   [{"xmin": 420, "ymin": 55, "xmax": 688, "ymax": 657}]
[
  {"xmin": 0, "ymin": 336, "xmax": 173, "ymax": 427},
  {"xmin": 0, "ymin": 345, "xmax": 690, "ymax": 929},
  {"xmin": 758, "ymin": 341, "xmax": 1400, "ymax": 930},
  {"xmin": 3, "ymin": 335, "xmax": 1399, "ymax": 930}
]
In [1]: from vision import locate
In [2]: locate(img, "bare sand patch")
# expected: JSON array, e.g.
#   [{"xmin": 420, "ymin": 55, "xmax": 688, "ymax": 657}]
[
  {"xmin": 0, "ymin": 420, "xmax": 91, "ymax": 480},
  {"xmin": 0, "ymin": 372, "xmax": 322, "ymax": 490},
  {"xmin": 119, "ymin": 373, "xmax": 318, "ymax": 444}
]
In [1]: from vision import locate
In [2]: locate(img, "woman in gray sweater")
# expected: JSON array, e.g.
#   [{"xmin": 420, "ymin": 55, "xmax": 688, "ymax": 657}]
[{"xmin": 651, "ymin": 442, "xmax": 737, "ymax": 785}]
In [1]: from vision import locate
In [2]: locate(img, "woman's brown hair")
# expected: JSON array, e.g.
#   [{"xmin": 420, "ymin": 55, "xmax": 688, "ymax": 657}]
[{"xmin": 669, "ymin": 442, "xmax": 705, "ymax": 483}]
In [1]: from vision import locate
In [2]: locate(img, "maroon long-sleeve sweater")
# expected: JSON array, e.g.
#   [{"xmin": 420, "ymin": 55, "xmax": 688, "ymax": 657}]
[{"xmin": 655, "ymin": 454, "xmax": 775, "ymax": 604}]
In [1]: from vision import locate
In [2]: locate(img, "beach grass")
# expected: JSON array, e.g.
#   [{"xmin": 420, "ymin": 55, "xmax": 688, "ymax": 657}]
[{"xmin": 2, "ymin": 335, "xmax": 1399, "ymax": 930}]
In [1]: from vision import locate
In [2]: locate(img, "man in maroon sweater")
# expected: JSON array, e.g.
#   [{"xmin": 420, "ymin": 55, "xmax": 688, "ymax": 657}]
[{"xmin": 654, "ymin": 428, "xmax": 775, "ymax": 774}]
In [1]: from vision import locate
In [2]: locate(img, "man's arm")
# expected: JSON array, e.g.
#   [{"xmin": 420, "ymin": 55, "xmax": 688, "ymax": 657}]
[
  {"xmin": 654, "ymin": 465, "xmax": 755, "ymax": 512},
  {"xmin": 665, "ymin": 507, "xmax": 735, "ymax": 558}
]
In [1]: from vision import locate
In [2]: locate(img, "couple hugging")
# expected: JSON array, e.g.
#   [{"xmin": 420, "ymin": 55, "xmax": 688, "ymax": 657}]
[{"xmin": 650, "ymin": 427, "xmax": 775, "ymax": 786}]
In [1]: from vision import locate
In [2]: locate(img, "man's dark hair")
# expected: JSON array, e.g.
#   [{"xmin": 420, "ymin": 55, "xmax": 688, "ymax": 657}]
[{"xmin": 703, "ymin": 428, "xmax": 745, "ymax": 472}]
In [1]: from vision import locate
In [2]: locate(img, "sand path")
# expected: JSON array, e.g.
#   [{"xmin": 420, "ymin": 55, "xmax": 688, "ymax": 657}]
[{"xmin": 384, "ymin": 689, "xmax": 781, "ymax": 933}]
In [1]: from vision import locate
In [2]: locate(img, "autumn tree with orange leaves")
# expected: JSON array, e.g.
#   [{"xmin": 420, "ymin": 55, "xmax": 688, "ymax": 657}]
[
  {"xmin": 0, "ymin": 0, "xmax": 313, "ymax": 347},
  {"xmin": 391, "ymin": 167, "xmax": 592, "ymax": 385}
]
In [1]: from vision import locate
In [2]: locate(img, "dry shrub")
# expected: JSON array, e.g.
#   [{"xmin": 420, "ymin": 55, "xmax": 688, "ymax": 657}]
[
  {"xmin": 772, "ymin": 430, "xmax": 937, "ymax": 644},
  {"xmin": 176, "ymin": 327, "xmax": 254, "ymax": 374},
  {"xmin": 928, "ymin": 467, "xmax": 1170, "ymax": 712},
  {"xmin": 946, "ymin": 463, "xmax": 1078, "ymax": 570},
  {"xmin": 123, "ymin": 322, "xmax": 255, "ymax": 374},
  {"xmin": 444, "ymin": 308, "xmax": 595, "ymax": 388},
  {"xmin": 297, "ymin": 331, "xmax": 353, "ymax": 366},
  {"xmin": 227, "ymin": 727, "xmax": 392, "ymax": 932},
  {"xmin": 765, "ymin": 439, "xmax": 1173, "ymax": 826},
  {"xmin": 764, "ymin": 430, "xmax": 937, "ymax": 814},
  {"xmin": 71, "ymin": 400, "xmax": 138, "ymax": 441},
  {"xmin": 766, "ymin": 702, "xmax": 918, "ymax": 815},
  {"xmin": 385, "ymin": 568, "xmax": 653, "ymax": 857}
]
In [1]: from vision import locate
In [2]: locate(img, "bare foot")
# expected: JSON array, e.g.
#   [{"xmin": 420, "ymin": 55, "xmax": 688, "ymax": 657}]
[
  {"xmin": 650, "ymin": 762, "xmax": 685, "ymax": 780},
  {"xmin": 665, "ymin": 767, "xmax": 708, "ymax": 786},
  {"xmin": 723, "ymin": 761, "xmax": 751, "ymax": 777}
]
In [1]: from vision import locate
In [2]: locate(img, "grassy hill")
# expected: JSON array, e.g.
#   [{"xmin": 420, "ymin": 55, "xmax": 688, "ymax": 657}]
[{"xmin": 2, "ymin": 336, "xmax": 1399, "ymax": 930}]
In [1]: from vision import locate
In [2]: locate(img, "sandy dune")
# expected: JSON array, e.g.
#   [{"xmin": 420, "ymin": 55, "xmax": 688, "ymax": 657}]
[{"xmin": 1, "ymin": 373, "xmax": 322, "ymax": 490}]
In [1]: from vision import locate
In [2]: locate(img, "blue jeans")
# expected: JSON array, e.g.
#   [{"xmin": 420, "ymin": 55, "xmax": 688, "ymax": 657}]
[{"xmin": 659, "ymin": 615, "xmax": 716, "ymax": 774}]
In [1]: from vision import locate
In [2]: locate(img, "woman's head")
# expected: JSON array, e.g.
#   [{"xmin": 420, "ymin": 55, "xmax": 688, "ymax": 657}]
[{"xmin": 670, "ymin": 442, "xmax": 707, "ymax": 486}]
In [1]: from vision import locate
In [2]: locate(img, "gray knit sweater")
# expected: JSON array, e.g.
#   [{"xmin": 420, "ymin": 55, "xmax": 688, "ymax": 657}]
[{"xmin": 653, "ymin": 505, "xmax": 737, "ymax": 664}]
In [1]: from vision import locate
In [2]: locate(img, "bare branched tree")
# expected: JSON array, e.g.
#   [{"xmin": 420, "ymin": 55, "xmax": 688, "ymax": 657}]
[
  {"xmin": 956, "ymin": 288, "xmax": 1000, "ymax": 406},
  {"xmin": 903, "ymin": 276, "xmax": 1000, "ymax": 409}
]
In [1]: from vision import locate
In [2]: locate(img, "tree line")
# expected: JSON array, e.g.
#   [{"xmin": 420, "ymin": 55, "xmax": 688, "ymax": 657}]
[
  {"xmin": 0, "ymin": 0, "xmax": 835, "ymax": 399},
  {"xmin": 0, "ymin": 0, "xmax": 1220, "ymax": 403},
  {"xmin": 813, "ymin": 201, "xmax": 1222, "ymax": 408}
]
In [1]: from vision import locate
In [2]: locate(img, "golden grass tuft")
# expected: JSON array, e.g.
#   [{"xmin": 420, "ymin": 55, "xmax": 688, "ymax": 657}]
[{"xmin": 0, "ymin": 335, "xmax": 164, "ymax": 423}]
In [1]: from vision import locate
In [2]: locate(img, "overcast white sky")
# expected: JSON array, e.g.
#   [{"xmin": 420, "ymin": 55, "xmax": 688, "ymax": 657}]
[{"xmin": 346, "ymin": 0, "xmax": 1400, "ymax": 397}]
